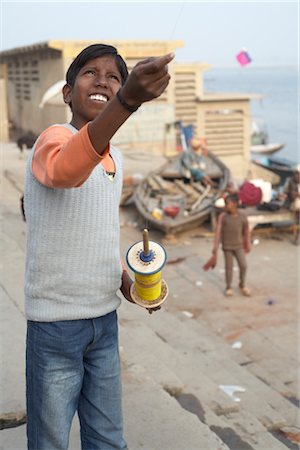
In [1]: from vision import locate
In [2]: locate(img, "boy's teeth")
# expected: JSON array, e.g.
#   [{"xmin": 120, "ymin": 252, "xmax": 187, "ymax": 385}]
[{"xmin": 90, "ymin": 94, "xmax": 108, "ymax": 102}]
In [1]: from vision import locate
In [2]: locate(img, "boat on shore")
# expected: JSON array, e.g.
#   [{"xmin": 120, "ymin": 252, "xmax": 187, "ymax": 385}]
[
  {"xmin": 134, "ymin": 150, "xmax": 230, "ymax": 235},
  {"xmin": 251, "ymin": 118, "xmax": 284, "ymax": 156},
  {"xmin": 251, "ymin": 143, "xmax": 284, "ymax": 155},
  {"xmin": 252, "ymin": 155, "xmax": 295, "ymax": 185}
]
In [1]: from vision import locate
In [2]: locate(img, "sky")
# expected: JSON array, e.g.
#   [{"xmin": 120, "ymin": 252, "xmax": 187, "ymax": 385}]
[{"xmin": 0, "ymin": 1, "xmax": 299, "ymax": 67}]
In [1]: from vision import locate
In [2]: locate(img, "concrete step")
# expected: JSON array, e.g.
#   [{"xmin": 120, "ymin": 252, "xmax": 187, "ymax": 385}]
[
  {"xmin": 233, "ymin": 327, "xmax": 298, "ymax": 385},
  {"xmin": 120, "ymin": 324, "xmax": 184, "ymax": 397},
  {"xmin": 0, "ymin": 286, "xmax": 26, "ymax": 414},
  {"xmin": 119, "ymin": 306, "xmax": 294, "ymax": 449},
  {"xmin": 246, "ymin": 361, "xmax": 298, "ymax": 402},
  {"xmin": 204, "ymin": 409, "xmax": 292, "ymax": 450},
  {"xmin": 175, "ymin": 311, "xmax": 299, "ymax": 407},
  {"xmin": 147, "ymin": 309, "xmax": 298, "ymax": 429},
  {"xmin": 123, "ymin": 362, "xmax": 231, "ymax": 450},
  {"xmin": 119, "ymin": 315, "xmax": 239, "ymax": 416},
  {"xmin": 170, "ymin": 310, "xmax": 251, "ymax": 366},
  {"xmin": 120, "ymin": 305, "xmax": 289, "ymax": 431}
]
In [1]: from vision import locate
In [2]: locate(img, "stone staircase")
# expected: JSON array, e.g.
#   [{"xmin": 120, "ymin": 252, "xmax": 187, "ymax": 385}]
[
  {"xmin": 119, "ymin": 302, "xmax": 299, "ymax": 450},
  {"xmin": 1, "ymin": 144, "xmax": 299, "ymax": 450}
]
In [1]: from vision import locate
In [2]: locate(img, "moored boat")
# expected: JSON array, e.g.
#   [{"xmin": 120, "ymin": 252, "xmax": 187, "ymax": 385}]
[
  {"xmin": 251, "ymin": 143, "xmax": 284, "ymax": 155},
  {"xmin": 134, "ymin": 150, "xmax": 230, "ymax": 235},
  {"xmin": 251, "ymin": 118, "xmax": 284, "ymax": 156},
  {"xmin": 252, "ymin": 155, "xmax": 295, "ymax": 185}
]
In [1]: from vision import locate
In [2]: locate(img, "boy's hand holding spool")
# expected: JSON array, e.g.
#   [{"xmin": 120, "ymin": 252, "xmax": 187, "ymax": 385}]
[
  {"xmin": 120, "ymin": 262, "xmax": 162, "ymax": 314},
  {"xmin": 126, "ymin": 229, "xmax": 169, "ymax": 311}
]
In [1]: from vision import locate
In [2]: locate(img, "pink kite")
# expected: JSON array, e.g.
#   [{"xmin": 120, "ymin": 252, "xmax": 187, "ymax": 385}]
[{"xmin": 236, "ymin": 50, "xmax": 252, "ymax": 67}]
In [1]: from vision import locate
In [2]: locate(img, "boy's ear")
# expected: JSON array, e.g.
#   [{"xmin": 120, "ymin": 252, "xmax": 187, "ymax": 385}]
[{"xmin": 63, "ymin": 83, "xmax": 72, "ymax": 105}]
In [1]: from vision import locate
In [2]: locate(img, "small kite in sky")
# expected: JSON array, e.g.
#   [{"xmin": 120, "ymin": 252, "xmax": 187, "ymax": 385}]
[{"xmin": 236, "ymin": 49, "xmax": 252, "ymax": 67}]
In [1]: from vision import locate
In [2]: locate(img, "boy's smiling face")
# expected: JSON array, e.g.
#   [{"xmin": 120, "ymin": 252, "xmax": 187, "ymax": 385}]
[{"xmin": 63, "ymin": 54, "xmax": 122, "ymax": 130}]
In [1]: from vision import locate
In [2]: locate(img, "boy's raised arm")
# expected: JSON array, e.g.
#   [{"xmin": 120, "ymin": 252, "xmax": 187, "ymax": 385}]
[{"xmin": 88, "ymin": 53, "xmax": 175, "ymax": 154}]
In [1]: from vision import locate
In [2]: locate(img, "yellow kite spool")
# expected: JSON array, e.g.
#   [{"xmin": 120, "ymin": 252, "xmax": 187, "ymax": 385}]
[{"xmin": 126, "ymin": 229, "xmax": 168, "ymax": 308}]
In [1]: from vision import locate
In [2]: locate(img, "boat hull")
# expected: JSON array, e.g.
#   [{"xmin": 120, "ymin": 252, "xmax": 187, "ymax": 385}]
[
  {"xmin": 252, "ymin": 156, "xmax": 295, "ymax": 184},
  {"xmin": 134, "ymin": 151, "xmax": 230, "ymax": 235},
  {"xmin": 251, "ymin": 143, "xmax": 284, "ymax": 155}
]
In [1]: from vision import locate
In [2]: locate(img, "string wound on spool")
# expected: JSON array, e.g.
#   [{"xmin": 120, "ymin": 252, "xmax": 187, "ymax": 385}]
[{"xmin": 126, "ymin": 228, "xmax": 168, "ymax": 309}]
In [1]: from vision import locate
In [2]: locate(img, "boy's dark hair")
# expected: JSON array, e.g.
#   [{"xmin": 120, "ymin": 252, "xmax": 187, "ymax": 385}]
[
  {"xmin": 225, "ymin": 193, "xmax": 239, "ymax": 204},
  {"xmin": 66, "ymin": 44, "xmax": 129, "ymax": 87}
]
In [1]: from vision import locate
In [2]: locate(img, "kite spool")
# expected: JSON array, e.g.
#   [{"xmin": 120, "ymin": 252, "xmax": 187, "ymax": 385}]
[{"xmin": 126, "ymin": 229, "xmax": 168, "ymax": 308}]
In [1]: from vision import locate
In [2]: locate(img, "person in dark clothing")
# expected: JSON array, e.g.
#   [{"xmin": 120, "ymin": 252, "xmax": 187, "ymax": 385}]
[
  {"xmin": 207, "ymin": 193, "xmax": 251, "ymax": 297},
  {"xmin": 283, "ymin": 165, "xmax": 300, "ymax": 244}
]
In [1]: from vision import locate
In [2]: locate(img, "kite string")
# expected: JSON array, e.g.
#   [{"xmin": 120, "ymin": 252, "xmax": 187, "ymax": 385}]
[
  {"xmin": 142, "ymin": 3, "xmax": 185, "ymax": 231},
  {"xmin": 168, "ymin": 3, "xmax": 185, "ymax": 40}
]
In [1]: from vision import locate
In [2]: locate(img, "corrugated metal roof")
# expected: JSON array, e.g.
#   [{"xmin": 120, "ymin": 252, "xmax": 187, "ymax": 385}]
[{"xmin": 0, "ymin": 41, "xmax": 57, "ymax": 57}]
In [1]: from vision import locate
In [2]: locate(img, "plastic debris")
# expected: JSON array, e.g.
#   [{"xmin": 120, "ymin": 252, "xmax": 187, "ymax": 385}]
[
  {"xmin": 219, "ymin": 385, "xmax": 246, "ymax": 402},
  {"xmin": 215, "ymin": 197, "xmax": 225, "ymax": 208},
  {"xmin": 195, "ymin": 280, "xmax": 203, "ymax": 287},
  {"xmin": 253, "ymin": 239, "xmax": 260, "ymax": 245},
  {"xmin": 182, "ymin": 310, "xmax": 194, "ymax": 318},
  {"xmin": 151, "ymin": 208, "xmax": 163, "ymax": 220},
  {"xmin": 231, "ymin": 341, "xmax": 243, "ymax": 349},
  {"xmin": 266, "ymin": 298, "xmax": 276, "ymax": 306},
  {"xmin": 219, "ymin": 268, "xmax": 225, "ymax": 273}
]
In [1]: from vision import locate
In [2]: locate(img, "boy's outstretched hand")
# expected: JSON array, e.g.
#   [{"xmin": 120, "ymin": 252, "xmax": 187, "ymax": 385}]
[{"xmin": 119, "ymin": 53, "xmax": 175, "ymax": 109}]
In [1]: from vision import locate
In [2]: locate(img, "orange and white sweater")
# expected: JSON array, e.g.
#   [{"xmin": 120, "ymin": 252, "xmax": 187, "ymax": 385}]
[{"xmin": 24, "ymin": 123, "xmax": 124, "ymax": 321}]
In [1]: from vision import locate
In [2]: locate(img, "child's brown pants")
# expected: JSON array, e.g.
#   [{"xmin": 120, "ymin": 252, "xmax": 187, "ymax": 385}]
[{"xmin": 223, "ymin": 248, "xmax": 247, "ymax": 289}]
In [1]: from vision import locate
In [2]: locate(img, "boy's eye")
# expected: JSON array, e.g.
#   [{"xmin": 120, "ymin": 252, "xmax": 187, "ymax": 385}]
[
  {"xmin": 85, "ymin": 69, "xmax": 95, "ymax": 75},
  {"xmin": 109, "ymin": 74, "xmax": 120, "ymax": 82}
]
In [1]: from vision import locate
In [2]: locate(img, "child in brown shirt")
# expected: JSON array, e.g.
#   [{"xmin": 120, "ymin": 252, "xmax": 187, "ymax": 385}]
[{"xmin": 206, "ymin": 193, "xmax": 251, "ymax": 297}]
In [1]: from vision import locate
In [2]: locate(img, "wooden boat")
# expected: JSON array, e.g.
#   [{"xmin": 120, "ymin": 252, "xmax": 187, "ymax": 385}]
[
  {"xmin": 251, "ymin": 118, "xmax": 284, "ymax": 155},
  {"xmin": 252, "ymin": 155, "xmax": 295, "ymax": 185},
  {"xmin": 134, "ymin": 150, "xmax": 230, "ymax": 235},
  {"xmin": 251, "ymin": 143, "xmax": 284, "ymax": 155}
]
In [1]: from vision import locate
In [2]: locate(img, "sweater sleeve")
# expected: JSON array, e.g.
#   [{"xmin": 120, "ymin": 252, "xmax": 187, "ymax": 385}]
[{"xmin": 32, "ymin": 124, "xmax": 109, "ymax": 188}]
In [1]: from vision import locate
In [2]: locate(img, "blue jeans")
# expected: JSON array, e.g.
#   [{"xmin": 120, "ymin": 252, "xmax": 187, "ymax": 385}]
[{"xmin": 26, "ymin": 311, "xmax": 127, "ymax": 450}]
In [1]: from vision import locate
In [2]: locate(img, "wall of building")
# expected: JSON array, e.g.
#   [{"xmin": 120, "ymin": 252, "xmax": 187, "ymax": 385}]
[
  {"xmin": 197, "ymin": 98, "xmax": 251, "ymax": 179},
  {"xmin": 173, "ymin": 63, "xmax": 253, "ymax": 178},
  {"xmin": 0, "ymin": 77, "xmax": 9, "ymax": 141},
  {"xmin": 4, "ymin": 47, "xmax": 68, "ymax": 137},
  {"xmin": 174, "ymin": 63, "xmax": 210, "ymax": 135}
]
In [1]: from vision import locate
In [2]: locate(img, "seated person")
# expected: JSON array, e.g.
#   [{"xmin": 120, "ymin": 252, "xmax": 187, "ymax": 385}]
[
  {"xmin": 181, "ymin": 137, "xmax": 214, "ymax": 186},
  {"xmin": 282, "ymin": 165, "xmax": 300, "ymax": 244},
  {"xmin": 283, "ymin": 165, "xmax": 300, "ymax": 211}
]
